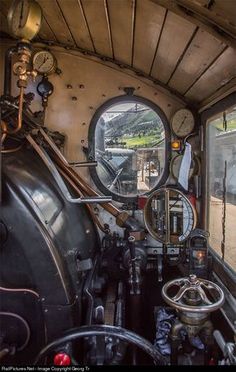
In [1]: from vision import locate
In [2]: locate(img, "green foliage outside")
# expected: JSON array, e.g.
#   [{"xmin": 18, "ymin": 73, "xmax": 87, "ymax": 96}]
[{"xmin": 121, "ymin": 134, "xmax": 161, "ymax": 148}]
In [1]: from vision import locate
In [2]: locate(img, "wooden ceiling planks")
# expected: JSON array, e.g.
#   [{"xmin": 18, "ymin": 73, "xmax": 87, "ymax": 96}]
[
  {"xmin": 107, "ymin": 0, "xmax": 134, "ymax": 65},
  {"xmin": 56, "ymin": 0, "xmax": 94, "ymax": 51},
  {"xmin": 168, "ymin": 29, "xmax": 226, "ymax": 95},
  {"xmin": 133, "ymin": 0, "xmax": 166, "ymax": 74},
  {"xmin": 185, "ymin": 47, "xmax": 236, "ymax": 103},
  {"xmin": 177, "ymin": 0, "xmax": 236, "ymax": 37},
  {"xmin": 37, "ymin": 0, "xmax": 74, "ymax": 45},
  {"xmin": 0, "ymin": 10, "xmax": 8, "ymax": 35},
  {"xmin": 0, "ymin": 0, "xmax": 235, "ymax": 106},
  {"xmin": 81, "ymin": 0, "xmax": 113, "ymax": 58},
  {"xmin": 38, "ymin": 17, "xmax": 57, "ymax": 42},
  {"xmin": 151, "ymin": 11, "xmax": 196, "ymax": 84},
  {"xmin": 0, "ymin": 0, "xmax": 9, "ymax": 16}
]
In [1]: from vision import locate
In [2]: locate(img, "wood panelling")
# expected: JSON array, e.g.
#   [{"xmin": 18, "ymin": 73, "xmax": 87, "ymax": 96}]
[
  {"xmin": 133, "ymin": 0, "xmax": 166, "ymax": 74},
  {"xmin": 150, "ymin": 0, "xmax": 236, "ymax": 48},
  {"xmin": 38, "ymin": 17, "xmax": 57, "ymax": 41},
  {"xmin": 0, "ymin": 0, "xmax": 235, "ymax": 106},
  {"xmin": 0, "ymin": 10, "xmax": 9, "ymax": 35},
  {"xmin": 151, "ymin": 12, "xmax": 196, "ymax": 83},
  {"xmin": 177, "ymin": 0, "xmax": 236, "ymax": 36},
  {"xmin": 81, "ymin": 0, "xmax": 113, "ymax": 58},
  {"xmin": 56, "ymin": 0, "xmax": 94, "ymax": 51},
  {"xmin": 168, "ymin": 29, "xmax": 226, "ymax": 94},
  {"xmin": 0, "ymin": 0, "xmax": 9, "ymax": 16},
  {"xmin": 107, "ymin": 0, "xmax": 134, "ymax": 65},
  {"xmin": 185, "ymin": 47, "xmax": 236, "ymax": 103},
  {"xmin": 37, "ymin": 0, "xmax": 74, "ymax": 44}
]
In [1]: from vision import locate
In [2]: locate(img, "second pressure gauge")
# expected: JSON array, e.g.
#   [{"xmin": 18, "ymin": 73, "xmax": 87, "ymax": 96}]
[
  {"xmin": 33, "ymin": 50, "xmax": 57, "ymax": 75},
  {"xmin": 7, "ymin": 0, "xmax": 42, "ymax": 40},
  {"xmin": 171, "ymin": 108, "xmax": 195, "ymax": 138}
]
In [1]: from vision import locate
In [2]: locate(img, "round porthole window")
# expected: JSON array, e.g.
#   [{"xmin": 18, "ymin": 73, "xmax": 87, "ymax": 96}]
[{"xmin": 88, "ymin": 96, "xmax": 170, "ymax": 202}]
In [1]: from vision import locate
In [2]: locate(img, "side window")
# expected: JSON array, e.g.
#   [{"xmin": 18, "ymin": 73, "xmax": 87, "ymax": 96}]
[
  {"xmin": 89, "ymin": 98, "xmax": 168, "ymax": 201},
  {"xmin": 206, "ymin": 105, "xmax": 236, "ymax": 273}
]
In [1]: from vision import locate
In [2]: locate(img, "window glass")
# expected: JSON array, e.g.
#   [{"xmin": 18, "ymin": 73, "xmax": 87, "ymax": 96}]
[
  {"xmin": 94, "ymin": 102, "xmax": 166, "ymax": 197},
  {"xmin": 207, "ymin": 105, "xmax": 236, "ymax": 272}
]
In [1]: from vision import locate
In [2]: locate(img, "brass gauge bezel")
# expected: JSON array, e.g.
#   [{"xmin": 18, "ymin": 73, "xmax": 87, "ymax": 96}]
[
  {"xmin": 7, "ymin": 0, "xmax": 42, "ymax": 41},
  {"xmin": 32, "ymin": 50, "xmax": 57, "ymax": 75},
  {"xmin": 171, "ymin": 108, "xmax": 195, "ymax": 138}
]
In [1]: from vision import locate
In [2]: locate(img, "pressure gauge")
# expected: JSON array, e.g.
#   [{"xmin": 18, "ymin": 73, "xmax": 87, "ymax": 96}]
[
  {"xmin": 171, "ymin": 108, "xmax": 195, "ymax": 138},
  {"xmin": 33, "ymin": 50, "xmax": 57, "ymax": 75},
  {"xmin": 170, "ymin": 154, "xmax": 200, "ymax": 181},
  {"xmin": 7, "ymin": 0, "xmax": 42, "ymax": 41}
]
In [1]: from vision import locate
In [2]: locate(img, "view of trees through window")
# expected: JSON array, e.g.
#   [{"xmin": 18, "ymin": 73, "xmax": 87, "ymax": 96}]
[
  {"xmin": 94, "ymin": 102, "xmax": 165, "ymax": 197},
  {"xmin": 207, "ymin": 105, "xmax": 236, "ymax": 273}
]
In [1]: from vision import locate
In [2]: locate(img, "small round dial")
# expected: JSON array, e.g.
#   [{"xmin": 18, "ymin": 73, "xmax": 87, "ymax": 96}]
[
  {"xmin": 33, "ymin": 51, "xmax": 57, "ymax": 75},
  {"xmin": 8, "ymin": 0, "xmax": 42, "ymax": 40},
  {"xmin": 171, "ymin": 108, "xmax": 195, "ymax": 138}
]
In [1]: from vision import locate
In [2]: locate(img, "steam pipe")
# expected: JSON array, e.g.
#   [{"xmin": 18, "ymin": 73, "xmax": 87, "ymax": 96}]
[{"xmin": 3, "ymin": 46, "xmax": 17, "ymax": 98}]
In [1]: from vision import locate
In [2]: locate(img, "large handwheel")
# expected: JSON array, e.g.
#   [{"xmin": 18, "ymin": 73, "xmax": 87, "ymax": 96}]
[
  {"xmin": 34, "ymin": 324, "xmax": 168, "ymax": 365},
  {"xmin": 162, "ymin": 274, "xmax": 224, "ymax": 313}
]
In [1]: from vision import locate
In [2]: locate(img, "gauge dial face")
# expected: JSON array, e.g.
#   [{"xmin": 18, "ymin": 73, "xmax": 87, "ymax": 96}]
[
  {"xmin": 8, "ymin": 0, "xmax": 42, "ymax": 40},
  {"xmin": 33, "ymin": 51, "xmax": 57, "ymax": 75},
  {"xmin": 171, "ymin": 108, "xmax": 195, "ymax": 138}
]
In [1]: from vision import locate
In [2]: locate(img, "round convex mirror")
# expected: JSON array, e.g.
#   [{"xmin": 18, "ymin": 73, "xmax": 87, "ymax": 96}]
[{"xmin": 144, "ymin": 187, "xmax": 197, "ymax": 244}]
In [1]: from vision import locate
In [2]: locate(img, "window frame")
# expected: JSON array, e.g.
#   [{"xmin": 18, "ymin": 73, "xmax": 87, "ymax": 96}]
[
  {"xmin": 201, "ymin": 92, "xmax": 236, "ymax": 290},
  {"xmin": 88, "ymin": 95, "xmax": 171, "ymax": 203}
]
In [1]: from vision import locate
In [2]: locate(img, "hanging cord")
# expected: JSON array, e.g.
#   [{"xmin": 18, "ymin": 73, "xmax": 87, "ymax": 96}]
[
  {"xmin": 223, "ymin": 111, "xmax": 227, "ymax": 132},
  {"xmin": 221, "ymin": 160, "xmax": 227, "ymax": 261}
]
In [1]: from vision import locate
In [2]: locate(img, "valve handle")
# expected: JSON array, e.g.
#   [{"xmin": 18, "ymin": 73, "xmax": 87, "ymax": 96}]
[{"xmin": 162, "ymin": 274, "xmax": 224, "ymax": 313}]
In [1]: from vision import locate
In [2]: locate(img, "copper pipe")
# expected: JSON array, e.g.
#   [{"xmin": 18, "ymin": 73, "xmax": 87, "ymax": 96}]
[
  {"xmin": 54, "ymin": 156, "xmax": 120, "ymax": 218},
  {"xmin": 58, "ymin": 166, "xmax": 107, "ymax": 233},
  {"xmin": 2, "ymin": 86, "xmax": 24, "ymax": 135}
]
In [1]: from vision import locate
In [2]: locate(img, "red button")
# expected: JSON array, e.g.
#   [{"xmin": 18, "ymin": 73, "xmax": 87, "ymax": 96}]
[{"xmin": 54, "ymin": 353, "xmax": 71, "ymax": 366}]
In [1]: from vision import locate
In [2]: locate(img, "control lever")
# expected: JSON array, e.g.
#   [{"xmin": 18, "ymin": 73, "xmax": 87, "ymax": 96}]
[
  {"xmin": 27, "ymin": 134, "xmax": 112, "ymax": 204},
  {"xmin": 213, "ymin": 330, "xmax": 236, "ymax": 365},
  {"xmin": 39, "ymin": 128, "xmax": 97, "ymax": 168}
]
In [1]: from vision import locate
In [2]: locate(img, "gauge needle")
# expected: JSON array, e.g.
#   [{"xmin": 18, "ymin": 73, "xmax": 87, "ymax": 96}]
[
  {"xmin": 38, "ymin": 57, "xmax": 49, "ymax": 69},
  {"xmin": 177, "ymin": 116, "xmax": 187, "ymax": 132},
  {"xmin": 19, "ymin": 0, "xmax": 24, "ymax": 28}
]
